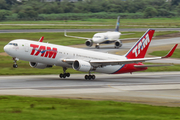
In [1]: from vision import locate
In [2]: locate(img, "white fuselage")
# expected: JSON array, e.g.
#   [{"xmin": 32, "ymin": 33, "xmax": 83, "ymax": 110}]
[
  {"xmin": 92, "ymin": 31, "xmax": 121, "ymax": 44},
  {"xmin": 4, "ymin": 39, "xmax": 126, "ymax": 74}
]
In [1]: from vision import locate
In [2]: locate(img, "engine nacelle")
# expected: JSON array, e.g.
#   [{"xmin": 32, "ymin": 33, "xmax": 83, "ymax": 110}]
[
  {"xmin": 72, "ymin": 60, "xmax": 92, "ymax": 72},
  {"xmin": 114, "ymin": 40, "xmax": 122, "ymax": 48},
  {"xmin": 29, "ymin": 62, "xmax": 53, "ymax": 69},
  {"xmin": 85, "ymin": 39, "xmax": 93, "ymax": 47}
]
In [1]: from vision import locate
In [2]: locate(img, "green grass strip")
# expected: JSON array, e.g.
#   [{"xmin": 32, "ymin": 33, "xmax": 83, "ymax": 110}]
[{"xmin": 0, "ymin": 95, "xmax": 180, "ymax": 120}]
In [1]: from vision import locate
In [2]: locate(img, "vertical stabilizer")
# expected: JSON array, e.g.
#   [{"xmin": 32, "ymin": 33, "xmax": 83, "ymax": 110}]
[
  {"xmin": 115, "ymin": 16, "xmax": 120, "ymax": 32},
  {"xmin": 125, "ymin": 29, "xmax": 155, "ymax": 59}
]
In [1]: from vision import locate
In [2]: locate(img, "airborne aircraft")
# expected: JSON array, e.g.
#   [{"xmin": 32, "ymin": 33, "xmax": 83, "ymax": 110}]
[
  {"xmin": 65, "ymin": 16, "xmax": 123, "ymax": 49},
  {"xmin": 4, "ymin": 29, "xmax": 178, "ymax": 80}
]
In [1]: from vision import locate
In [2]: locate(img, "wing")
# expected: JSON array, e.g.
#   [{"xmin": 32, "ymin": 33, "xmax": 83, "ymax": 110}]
[
  {"xmin": 62, "ymin": 44, "xmax": 178, "ymax": 67},
  {"xmin": 64, "ymin": 30, "xmax": 91, "ymax": 40}
]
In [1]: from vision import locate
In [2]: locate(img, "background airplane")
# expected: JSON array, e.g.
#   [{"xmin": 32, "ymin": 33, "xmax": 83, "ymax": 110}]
[
  {"xmin": 65, "ymin": 16, "xmax": 123, "ymax": 49},
  {"xmin": 4, "ymin": 29, "xmax": 178, "ymax": 80}
]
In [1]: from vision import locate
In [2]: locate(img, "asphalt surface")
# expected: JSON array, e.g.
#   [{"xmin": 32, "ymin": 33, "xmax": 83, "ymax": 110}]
[{"xmin": 1, "ymin": 72, "xmax": 180, "ymax": 106}]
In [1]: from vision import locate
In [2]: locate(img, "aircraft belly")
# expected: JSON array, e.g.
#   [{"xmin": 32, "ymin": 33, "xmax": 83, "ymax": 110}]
[{"xmin": 95, "ymin": 65, "xmax": 123, "ymax": 74}]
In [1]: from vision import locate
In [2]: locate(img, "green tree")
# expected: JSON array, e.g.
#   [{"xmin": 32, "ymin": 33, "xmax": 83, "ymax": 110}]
[
  {"xmin": 18, "ymin": 6, "xmax": 38, "ymax": 19},
  {"xmin": 0, "ymin": 10, "xmax": 10, "ymax": 20},
  {"xmin": 144, "ymin": 7, "xmax": 157, "ymax": 18},
  {"xmin": 5, "ymin": 0, "xmax": 16, "ymax": 5},
  {"xmin": 171, "ymin": 0, "xmax": 180, "ymax": 6},
  {"xmin": 0, "ymin": 0, "xmax": 8, "ymax": 9}
]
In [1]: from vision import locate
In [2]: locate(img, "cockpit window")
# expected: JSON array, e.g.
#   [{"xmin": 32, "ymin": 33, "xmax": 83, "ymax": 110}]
[
  {"xmin": 8, "ymin": 43, "xmax": 18, "ymax": 46},
  {"xmin": 93, "ymin": 36, "xmax": 101, "ymax": 38}
]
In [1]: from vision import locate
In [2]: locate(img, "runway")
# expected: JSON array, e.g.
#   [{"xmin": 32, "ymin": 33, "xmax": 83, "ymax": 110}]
[
  {"xmin": 1, "ymin": 72, "xmax": 180, "ymax": 106},
  {"xmin": 0, "ymin": 28, "xmax": 180, "ymax": 33}
]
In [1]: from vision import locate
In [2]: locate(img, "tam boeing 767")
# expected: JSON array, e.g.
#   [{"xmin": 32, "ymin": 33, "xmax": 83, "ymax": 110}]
[{"xmin": 4, "ymin": 29, "xmax": 178, "ymax": 80}]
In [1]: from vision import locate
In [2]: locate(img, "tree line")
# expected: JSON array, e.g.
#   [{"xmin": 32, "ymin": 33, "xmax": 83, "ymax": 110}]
[{"xmin": 0, "ymin": 0, "xmax": 180, "ymax": 21}]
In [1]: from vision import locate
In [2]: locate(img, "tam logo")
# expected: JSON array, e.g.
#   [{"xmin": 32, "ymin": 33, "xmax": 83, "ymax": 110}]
[
  {"xmin": 30, "ymin": 44, "xmax": 57, "ymax": 59},
  {"xmin": 132, "ymin": 34, "xmax": 150, "ymax": 57}
]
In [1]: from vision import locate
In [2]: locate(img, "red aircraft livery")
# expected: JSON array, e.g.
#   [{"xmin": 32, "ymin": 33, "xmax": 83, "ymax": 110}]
[{"xmin": 30, "ymin": 44, "xmax": 57, "ymax": 59}]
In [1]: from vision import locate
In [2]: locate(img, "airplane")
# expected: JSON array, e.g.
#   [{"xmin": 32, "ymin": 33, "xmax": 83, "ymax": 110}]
[
  {"xmin": 4, "ymin": 29, "xmax": 178, "ymax": 80},
  {"xmin": 64, "ymin": 16, "xmax": 123, "ymax": 49}
]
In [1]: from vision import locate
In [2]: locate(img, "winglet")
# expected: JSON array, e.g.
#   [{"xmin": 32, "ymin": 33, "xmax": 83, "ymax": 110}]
[
  {"xmin": 162, "ymin": 44, "xmax": 178, "ymax": 58},
  {"xmin": 64, "ymin": 30, "xmax": 67, "ymax": 36},
  {"xmin": 39, "ymin": 36, "xmax": 44, "ymax": 42}
]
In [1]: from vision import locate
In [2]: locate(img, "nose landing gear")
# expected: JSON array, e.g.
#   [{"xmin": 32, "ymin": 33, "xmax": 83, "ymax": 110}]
[
  {"xmin": 12, "ymin": 57, "xmax": 18, "ymax": 68},
  {"xmin": 95, "ymin": 44, "xmax": 100, "ymax": 49}
]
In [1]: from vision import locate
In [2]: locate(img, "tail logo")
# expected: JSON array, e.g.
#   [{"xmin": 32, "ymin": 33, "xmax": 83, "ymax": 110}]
[{"xmin": 132, "ymin": 33, "xmax": 150, "ymax": 57}]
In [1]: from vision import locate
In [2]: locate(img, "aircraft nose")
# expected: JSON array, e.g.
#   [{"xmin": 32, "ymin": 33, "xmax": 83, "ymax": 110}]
[
  {"xmin": 92, "ymin": 38, "xmax": 100, "ymax": 43},
  {"xmin": 4, "ymin": 45, "xmax": 10, "ymax": 54}
]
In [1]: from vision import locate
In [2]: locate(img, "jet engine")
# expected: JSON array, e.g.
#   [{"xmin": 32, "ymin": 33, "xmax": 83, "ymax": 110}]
[
  {"xmin": 72, "ymin": 60, "xmax": 92, "ymax": 72},
  {"xmin": 114, "ymin": 40, "xmax": 122, "ymax": 48},
  {"xmin": 85, "ymin": 39, "xmax": 93, "ymax": 47},
  {"xmin": 29, "ymin": 62, "xmax": 53, "ymax": 69}
]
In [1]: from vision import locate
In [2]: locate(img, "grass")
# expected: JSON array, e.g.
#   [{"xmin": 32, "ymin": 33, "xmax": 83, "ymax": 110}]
[
  {"xmin": 1, "ymin": 17, "xmax": 180, "ymax": 29},
  {"xmin": 0, "ymin": 96, "xmax": 180, "ymax": 120}
]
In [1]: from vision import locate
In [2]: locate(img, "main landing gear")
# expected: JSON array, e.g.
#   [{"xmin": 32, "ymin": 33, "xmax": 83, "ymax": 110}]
[
  {"xmin": 59, "ymin": 67, "xmax": 70, "ymax": 78},
  {"xmin": 95, "ymin": 44, "xmax": 100, "ymax": 49},
  {"xmin": 84, "ymin": 71, "xmax": 96, "ymax": 80},
  {"xmin": 12, "ymin": 57, "xmax": 18, "ymax": 68}
]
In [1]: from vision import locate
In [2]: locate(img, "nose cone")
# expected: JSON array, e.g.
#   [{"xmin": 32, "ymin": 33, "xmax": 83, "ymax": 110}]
[
  {"xmin": 4, "ymin": 45, "xmax": 8, "ymax": 53},
  {"xmin": 92, "ymin": 38, "xmax": 101, "ymax": 43},
  {"xmin": 4, "ymin": 45, "xmax": 11, "ymax": 55}
]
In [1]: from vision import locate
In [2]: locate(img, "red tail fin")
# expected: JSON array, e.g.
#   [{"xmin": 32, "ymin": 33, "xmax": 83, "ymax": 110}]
[{"xmin": 125, "ymin": 29, "xmax": 155, "ymax": 59}]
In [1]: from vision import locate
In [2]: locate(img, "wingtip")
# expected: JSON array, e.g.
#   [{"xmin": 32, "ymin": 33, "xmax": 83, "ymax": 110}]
[
  {"xmin": 64, "ymin": 30, "xmax": 67, "ymax": 36},
  {"xmin": 39, "ymin": 36, "xmax": 44, "ymax": 42},
  {"xmin": 162, "ymin": 44, "xmax": 178, "ymax": 58}
]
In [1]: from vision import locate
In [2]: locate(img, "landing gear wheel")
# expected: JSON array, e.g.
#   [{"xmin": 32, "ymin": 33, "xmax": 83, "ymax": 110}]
[
  {"xmin": 92, "ymin": 75, "xmax": 95, "ymax": 80},
  {"xmin": 13, "ymin": 64, "xmax": 18, "ymax": 68},
  {"xmin": 95, "ymin": 45, "xmax": 100, "ymax": 49},
  {"xmin": 65, "ymin": 73, "xmax": 70, "ymax": 77},
  {"xmin": 85, "ymin": 75, "xmax": 88, "ymax": 80},
  {"xmin": 84, "ymin": 75, "xmax": 96, "ymax": 80},
  {"xmin": 59, "ymin": 70, "xmax": 71, "ymax": 79}
]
